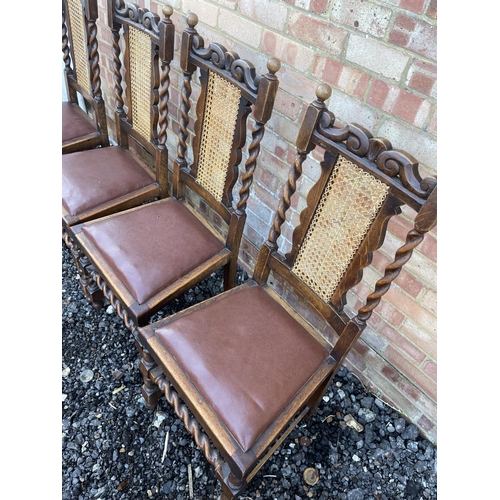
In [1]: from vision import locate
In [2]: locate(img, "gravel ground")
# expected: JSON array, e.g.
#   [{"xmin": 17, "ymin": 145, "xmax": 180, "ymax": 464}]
[{"xmin": 62, "ymin": 242, "xmax": 437, "ymax": 500}]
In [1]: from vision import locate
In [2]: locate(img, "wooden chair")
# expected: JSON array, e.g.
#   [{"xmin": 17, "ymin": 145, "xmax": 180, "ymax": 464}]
[
  {"xmin": 62, "ymin": 0, "xmax": 110, "ymax": 153},
  {"xmin": 69, "ymin": 13, "xmax": 280, "ymax": 330},
  {"xmin": 136, "ymin": 84, "xmax": 437, "ymax": 500},
  {"xmin": 62, "ymin": 2, "xmax": 175, "ymax": 293}
]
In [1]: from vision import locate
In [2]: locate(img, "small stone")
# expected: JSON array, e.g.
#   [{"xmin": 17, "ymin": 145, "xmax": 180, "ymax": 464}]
[
  {"xmin": 79, "ymin": 369, "xmax": 94, "ymax": 383},
  {"xmin": 347, "ymin": 487, "xmax": 365, "ymax": 500},
  {"xmin": 299, "ymin": 436, "xmax": 311, "ymax": 447},
  {"xmin": 344, "ymin": 414, "xmax": 364, "ymax": 432},
  {"xmin": 352, "ymin": 454, "xmax": 361, "ymax": 462},
  {"xmin": 402, "ymin": 424, "xmax": 420, "ymax": 440},
  {"xmin": 106, "ymin": 305, "xmax": 115, "ymax": 314},
  {"xmin": 303, "ymin": 467, "xmax": 319, "ymax": 485}
]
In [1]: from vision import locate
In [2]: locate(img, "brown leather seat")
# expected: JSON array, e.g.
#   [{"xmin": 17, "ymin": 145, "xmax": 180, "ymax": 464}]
[
  {"xmin": 81, "ymin": 199, "xmax": 225, "ymax": 305},
  {"xmin": 151, "ymin": 284, "xmax": 329, "ymax": 452},
  {"xmin": 62, "ymin": 102, "xmax": 98, "ymax": 145},
  {"xmin": 62, "ymin": 146, "xmax": 155, "ymax": 217}
]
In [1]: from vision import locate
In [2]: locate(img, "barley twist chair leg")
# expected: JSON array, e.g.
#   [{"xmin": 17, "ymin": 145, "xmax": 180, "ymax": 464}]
[{"xmin": 64, "ymin": 229, "xmax": 104, "ymax": 308}]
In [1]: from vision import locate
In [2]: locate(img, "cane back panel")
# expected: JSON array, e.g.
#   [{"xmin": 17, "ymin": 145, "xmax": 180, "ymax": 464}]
[
  {"xmin": 196, "ymin": 71, "xmax": 242, "ymax": 202},
  {"xmin": 292, "ymin": 155, "xmax": 390, "ymax": 303},
  {"xmin": 66, "ymin": 0, "xmax": 91, "ymax": 94},
  {"xmin": 128, "ymin": 25, "xmax": 154, "ymax": 140}
]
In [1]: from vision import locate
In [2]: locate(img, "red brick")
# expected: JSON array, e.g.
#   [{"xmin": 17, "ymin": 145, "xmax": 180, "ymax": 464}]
[
  {"xmin": 419, "ymin": 232, "xmax": 437, "ymax": 262},
  {"xmin": 273, "ymin": 89, "xmax": 303, "ymax": 120},
  {"xmin": 417, "ymin": 414, "xmax": 435, "ymax": 433},
  {"xmin": 310, "ymin": 0, "xmax": 330, "ymax": 14},
  {"xmin": 381, "ymin": 363, "xmax": 400, "ymax": 384},
  {"xmin": 423, "ymin": 359, "xmax": 437, "ymax": 381},
  {"xmin": 396, "ymin": 269, "xmax": 424, "ymax": 298},
  {"xmin": 426, "ymin": 0, "xmax": 437, "ymax": 19},
  {"xmin": 389, "ymin": 15, "xmax": 437, "ymax": 61},
  {"xmin": 381, "ymin": 324, "xmax": 425, "ymax": 364},
  {"xmin": 367, "ymin": 79, "xmax": 390, "ymax": 108},
  {"xmin": 400, "ymin": 0, "xmax": 426, "ymax": 14},
  {"xmin": 400, "ymin": 320, "xmax": 436, "ymax": 359},
  {"xmin": 408, "ymin": 69, "xmax": 436, "ymax": 97},
  {"xmin": 288, "ymin": 13, "xmax": 347, "ymax": 56},
  {"xmin": 313, "ymin": 57, "xmax": 342, "ymax": 87},
  {"xmin": 386, "ymin": 286, "xmax": 436, "ymax": 334},
  {"xmin": 392, "ymin": 90, "xmax": 425, "ymax": 124}
]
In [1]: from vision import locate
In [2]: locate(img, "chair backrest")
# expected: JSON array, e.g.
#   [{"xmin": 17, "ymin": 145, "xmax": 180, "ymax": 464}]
[
  {"xmin": 171, "ymin": 13, "xmax": 280, "ymax": 288},
  {"xmin": 62, "ymin": 0, "xmax": 109, "ymax": 147},
  {"xmin": 253, "ymin": 84, "xmax": 437, "ymax": 377},
  {"xmin": 106, "ymin": 1, "xmax": 175, "ymax": 198}
]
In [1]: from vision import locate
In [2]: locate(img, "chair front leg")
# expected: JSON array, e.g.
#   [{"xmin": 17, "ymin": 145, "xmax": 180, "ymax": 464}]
[{"xmin": 65, "ymin": 231, "xmax": 104, "ymax": 308}]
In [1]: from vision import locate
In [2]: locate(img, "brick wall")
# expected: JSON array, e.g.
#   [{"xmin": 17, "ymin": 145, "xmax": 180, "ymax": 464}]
[{"xmin": 93, "ymin": 0, "xmax": 437, "ymax": 444}]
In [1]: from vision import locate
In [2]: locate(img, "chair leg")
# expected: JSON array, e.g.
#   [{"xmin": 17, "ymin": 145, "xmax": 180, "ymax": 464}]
[
  {"xmin": 135, "ymin": 337, "xmax": 163, "ymax": 409},
  {"xmin": 304, "ymin": 374, "xmax": 333, "ymax": 420},
  {"xmin": 223, "ymin": 260, "xmax": 237, "ymax": 291},
  {"xmin": 78, "ymin": 253, "xmax": 105, "ymax": 308},
  {"xmin": 65, "ymin": 232, "xmax": 104, "ymax": 309}
]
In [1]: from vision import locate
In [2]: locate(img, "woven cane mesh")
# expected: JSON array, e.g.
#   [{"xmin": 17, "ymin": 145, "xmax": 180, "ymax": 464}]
[
  {"xmin": 196, "ymin": 71, "xmax": 241, "ymax": 202},
  {"xmin": 129, "ymin": 26, "xmax": 152, "ymax": 140},
  {"xmin": 68, "ymin": 0, "xmax": 90, "ymax": 94},
  {"xmin": 292, "ymin": 155, "xmax": 389, "ymax": 303}
]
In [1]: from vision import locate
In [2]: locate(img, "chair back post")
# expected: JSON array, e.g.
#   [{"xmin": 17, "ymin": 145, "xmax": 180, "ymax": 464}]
[
  {"xmin": 107, "ymin": 0, "xmax": 127, "ymax": 147},
  {"xmin": 156, "ymin": 5, "xmax": 174, "ymax": 198},
  {"xmin": 172, "ymin": 12, "xmax": 199, "ymax": 200},
  {"xmin": 84, "ymin": 0, "xmax": 109, "ymax": 147}
]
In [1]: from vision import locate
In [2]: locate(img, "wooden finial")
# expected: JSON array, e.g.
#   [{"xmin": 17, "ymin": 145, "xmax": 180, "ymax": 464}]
[
  {"xmin": 162, "ymin": 5, "xmax": 173, "ymax": 18},
  {"xmin": 266, "ymin": 57, "xmax": 281, "ymax": 75},
  {"xmin": 316, "ymin": 83, "xmax": 332, "ymax": 102},
  {"xmin": 186, "ymin": 12, "xmax": 198, "ymax": 28}
]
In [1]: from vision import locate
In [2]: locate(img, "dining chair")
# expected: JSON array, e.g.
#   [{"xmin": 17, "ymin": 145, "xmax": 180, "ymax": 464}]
[
  {"xmin": 136, "ymin": 84, "xmax": 438, "ymax": 500},
  {"xmin": 69, "ymin": 13, "xmax": 280, "ymax": 332},
  {"xmin": 62, "ymin": 0, "xmax": 109, "ymax": 153},
  {"xmin": 63, "ymin": 1, "xmax": 175, "ymax": 302}
]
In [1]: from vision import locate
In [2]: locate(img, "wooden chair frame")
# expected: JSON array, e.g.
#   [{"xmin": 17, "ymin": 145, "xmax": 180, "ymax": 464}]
[
  {"xmin": 68, "ymin": 13, "xmax": 280, "ymax": 333},
  {"xmin": 62, "ymin": 1, "xmax": 175, "ymax": 303},
  {"xmin": 136, "ymin": 85, "xmax": 437, "ymax": 500},
  {"xmin": 62, "ymin": 0, "xmax": 109, "ymax": 153}
]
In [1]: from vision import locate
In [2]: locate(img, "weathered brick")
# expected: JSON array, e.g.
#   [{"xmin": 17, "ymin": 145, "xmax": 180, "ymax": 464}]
[
  {"xmin": 288, "ymin": 12, "xmax": 347, "ymax": 56},
  {"xmin": 423, "ymin": 359, "xmax": 437, "ymax": 381},
  {"xmin": 390, "ymin": 14, "xmax": 437, "ymax": 61},
  {"xmin": 378, "ymin": 120, "xmax": 437, "ymax": 173},
  {"xmin": 261, "ymin": 30, "xmax": 315, "ymax": 72},
  {"xmin": 400, "ymin": 0, "xmax": 426, "ymax": 14},
  {"xmin": 272, "ymin": 89, "xmax": 303, "ymax": 121},
  {"xmin": 346, "ymin": 34, "xmax": 409, "ymax": 81},
  {"xmin": 273, "ymin": 65, "xmax": 318, "ymax": 103},
  {"xmin": 331, "ymin": 0, "xmax": 392, "ymax": 38},
  {"xmin": 426, "ymin": 0, "xmax": 437, "ymax": 19},
  {"xmin": 182, "ymin": 0, "xmax": 218, "ymax": 28},
  {"xmin": 401, "ymin": 318, "xmax": 436, "ymax": 359},
  {"xmin": 218, "ymin": 9, "xmax": 263, "ymax": 47},
  {"xmin": 314, "ymin": 58, "xmax": 370, "ymax": 99},
  {"xmin": 239, "ymin": 0, "xmax": 288, "ymax": 31},
  {"xmin": 328, "ymin": 88, "xmax": 381, "ymax": 132},
  {"xmin": 406, "ymin": 60, "xmax": 437, "ymax": 98},
  {"xmin": 283, "ymin": 0, "xmax": 329, "ymax": 13},
  {"xmin": 386, "ymin": 285, "xmax": 436, "ymax": 334}
]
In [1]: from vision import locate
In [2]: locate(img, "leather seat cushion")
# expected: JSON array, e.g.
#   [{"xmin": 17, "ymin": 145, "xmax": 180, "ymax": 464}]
[
  {"xmin": 62, "ymin": 101, "xmax": 97, "ymax": 143},
  {"xmin": 82, "ymin": 198, "xmax": 225, "ymax": 304},
  {"xmin": 62, "ymin": 146, "xmax": 154, "ymax": 216},
  {"xmin": 152, "ymin": 285, "xmax": 329, "ymax": 452}
]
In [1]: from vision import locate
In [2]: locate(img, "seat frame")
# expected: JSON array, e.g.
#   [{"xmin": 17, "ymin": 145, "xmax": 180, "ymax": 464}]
[
  {"xmin": 136, "ymin": 84, "xmax": 437, "ymax": 500},
  {"xmin": 62, "ymin": 0, "xmax": 109, "ymax": 153}
]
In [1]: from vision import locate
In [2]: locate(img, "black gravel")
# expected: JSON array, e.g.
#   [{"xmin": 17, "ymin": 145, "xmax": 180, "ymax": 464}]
[{"xmin": 62, "ymin": 242, "xmax": 437, "ymax": 500}]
